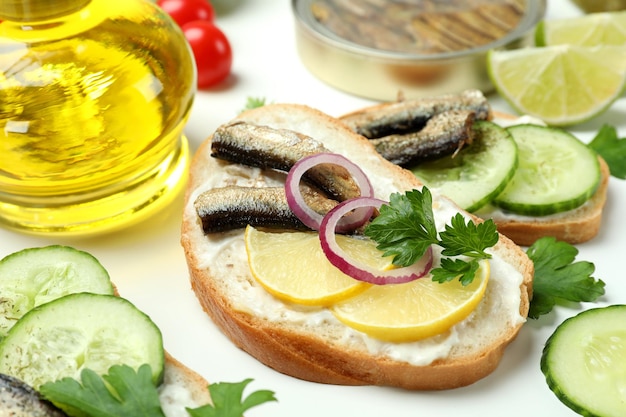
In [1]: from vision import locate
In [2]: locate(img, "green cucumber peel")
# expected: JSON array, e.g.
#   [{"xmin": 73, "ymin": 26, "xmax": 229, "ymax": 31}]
[{"xmin": 0, "ymin": 245, "xmax": 114, "ymax": 339}]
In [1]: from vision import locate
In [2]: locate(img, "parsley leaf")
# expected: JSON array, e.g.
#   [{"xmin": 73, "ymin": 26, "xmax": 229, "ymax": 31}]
[
  {"xmin": 365, "ymin": 188, "xmax": 498, "ymax": 285},
  {"xmin": 588, "ymin": 124, "xmax": 626, "ymax": 179},
  {"xmin": 432, "ymin": 258, "xmax": 480, "ymax": 286},
  {"xmin": 439, "ymin": 213, "xmax": 498, "ymax": 258},
  {"xmin": 40, "ymin": 364, "xmax": 165, "ymax": 417},
  {"xmin": 365, "ymin": 189, "xmax": 439, "ymax": 266},
  {"xmin": 526, "ymin": 237, "xmax": 606, "ymax": 319},
  {"xmin": 241, "ymin": 97, "xmax": 267, "ymax": 113},
  {"xmin": 188, "ymin": 379, "xmax": 277, "ymax": 417},
  {"xmin": 40, "ymin": 364, "xmax": 276, "ymax": 417}
]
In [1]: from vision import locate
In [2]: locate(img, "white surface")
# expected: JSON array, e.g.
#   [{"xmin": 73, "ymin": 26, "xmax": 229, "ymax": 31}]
[{"xmin": 2, "ymin": 1, "xmax": 626, "ymax": 416}]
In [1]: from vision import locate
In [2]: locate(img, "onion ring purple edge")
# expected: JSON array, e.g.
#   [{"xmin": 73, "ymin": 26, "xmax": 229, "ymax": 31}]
[
  {"xmin": 285, "ymin": 153, "xmax": 375, "ymax": 232},
  {"xmin": 320, "ymin": 197, "xmax": 434, "ymax": 285}
]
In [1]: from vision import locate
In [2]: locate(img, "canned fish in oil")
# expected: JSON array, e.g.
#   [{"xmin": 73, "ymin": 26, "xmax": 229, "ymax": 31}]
[{"xmin": 292, "ymin": 0, "xmax": 546, "ymax": 101}]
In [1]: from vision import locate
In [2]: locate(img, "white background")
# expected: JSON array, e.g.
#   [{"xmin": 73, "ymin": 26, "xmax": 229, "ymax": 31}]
[{"xmin": 2, "ymin": 1, "xmax": 626, "ymax": 416}]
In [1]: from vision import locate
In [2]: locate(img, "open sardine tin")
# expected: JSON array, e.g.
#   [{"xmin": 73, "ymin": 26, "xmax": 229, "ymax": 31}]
[{"xmin": 292, "ymin": 0, "xmax": 546, "ymax": 101}]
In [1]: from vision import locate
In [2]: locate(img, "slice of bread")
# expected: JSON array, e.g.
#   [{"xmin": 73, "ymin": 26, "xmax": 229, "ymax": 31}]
[
  {"xmin": 160, "ymin": 353, "xmax": 212, "ymax": 417},
  {"xmin": 181, "ymin": 104, "xmax": 534, "ymax": 390}
]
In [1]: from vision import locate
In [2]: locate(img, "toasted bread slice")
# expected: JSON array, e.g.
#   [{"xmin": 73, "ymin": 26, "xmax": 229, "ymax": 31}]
[{"xmin": 181, "ymin": 104, "xmax": 533, "ymax": 390}]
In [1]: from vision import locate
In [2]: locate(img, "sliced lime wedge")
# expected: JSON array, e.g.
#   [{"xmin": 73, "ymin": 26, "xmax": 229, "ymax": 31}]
[
  {"xmin": 487, "ymin": 45, "xmax": 626, "ymax": 126},
  {"xmin": 536, "ymin": 11, "xmax": 626, "ymax": 46}
]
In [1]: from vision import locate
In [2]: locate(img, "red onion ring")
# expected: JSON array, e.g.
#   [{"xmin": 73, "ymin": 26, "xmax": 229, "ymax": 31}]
[
  {"xmin": 285, "ymin": 153, "xmax": 374, "ymax": 232},
  {"xmin": 319, "ymin": 197, "xmax": 433, "ymax": 285}
]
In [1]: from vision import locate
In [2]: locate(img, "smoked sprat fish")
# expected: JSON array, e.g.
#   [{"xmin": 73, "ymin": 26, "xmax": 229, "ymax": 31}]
[
  {"xmin": 210, "ymin": 121, "xmax": 360, "ymax": 201},
  {"xmin": 0, "ymin": 373, "xmax": 67, "ymax": 417},
  {"xmin": 340, "ymin": 89, "xmax": 491, "ymax": 139},
  {"xmin": 201, "ymin": 91, "xmax": 490, "ymax": 233},
  {"xmin": 194, "ymin": 186, "xmax": 338, "ymax": 233},
  {"xmin": 340, "ymin": 90, "xmax": 491, "ymax": 167},
  {"xmin": 371, "ymin": 109, "xmax": 478, "ymax": 167}
]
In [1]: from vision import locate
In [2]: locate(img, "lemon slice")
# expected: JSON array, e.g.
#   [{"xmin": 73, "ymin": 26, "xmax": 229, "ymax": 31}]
[
  {"xmin": 245, "ymin": 226, "xmax": 397, "ymax": 306},
  {"xmin": 331, "ymin": 261, "xmax": 490, "ymax": 343},
  {"xmin": 536, "ymin": 11, "xmax": 626, "ymax": 46},
  {"xmin": 487, "ymin": 45, "xmax": 626, "ymax": 126}
]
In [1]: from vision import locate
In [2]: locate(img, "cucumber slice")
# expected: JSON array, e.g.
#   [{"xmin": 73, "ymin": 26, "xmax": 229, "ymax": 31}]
[
  {"xmin": 411, "ymin": 121, "xmax": 518, "ymax": 212},
  {"xmin": 0, "ymin": 245, "xmax": 114, "ymax": 339},
  {"xmin": 0, "ymin": 293, "xmax": 164, "ymax": 389},
  {"xmin": 493, "ymin": 124, "xmax": 601, "ymax": 216},
  {"xmin": 541, "ymin": 305, "xmax": 626, "ymax": 417}
]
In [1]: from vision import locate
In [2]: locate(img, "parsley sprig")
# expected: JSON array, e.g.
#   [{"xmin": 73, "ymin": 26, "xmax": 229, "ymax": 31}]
[
  {"xmin": 40, "ymin": 364, "xmax": 277, "ymax": 417},
  {"xmin": 364, "ymin": 187, "xmax": 498, "ymax": 286},
  {"xmin": 240, "ymin": 96, "xmax": 267, "ymax": 113},
  {"xmin": 189, "ymin": 379, "xmax": 277, "ymax": 417},
  {"xmin": 526, "ymin": 236, "xmax": 605, "ymax": 319},
  {"xmin": 588, "ymin": 124, "xmax": 626, "ymax": 179},
  {"xmin": 40, "ymin": 364, "xmax": 165, "ymax": 417}
]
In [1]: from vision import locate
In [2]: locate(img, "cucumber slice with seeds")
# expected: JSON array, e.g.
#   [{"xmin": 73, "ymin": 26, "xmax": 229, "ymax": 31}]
[
  {"xmin": 494, "ymin": 124, "xmax": 600, "ymax": 216},
  {"xmin": 0, "ymin": 293, "xmax": 164, "ymax": 390},
  {"xmin": 411, "ymin": 121, "xmax": 518, "ymax": 212},
  {"xmin": 541, "ymin": 305, "xmax": 626, "ymax": 417},
  {"xmin": 0, "ymin": 245, "xmax": 114, "ymax": 339}
]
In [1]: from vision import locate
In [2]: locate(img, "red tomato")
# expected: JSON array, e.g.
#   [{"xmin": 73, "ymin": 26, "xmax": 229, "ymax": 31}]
[
  {"xmin": 157, "ymin": 0, "xmax": 215, "ymax": 27},
  {"xmin": 183, "ymin": 21, "xmax": 232, "ymax": 88}
]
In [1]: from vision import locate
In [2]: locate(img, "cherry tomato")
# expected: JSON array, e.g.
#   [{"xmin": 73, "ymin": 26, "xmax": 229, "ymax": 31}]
[
  {"xmin": 157, "ymin": 0, "xmax": 215, "ymax": 27},
  {"xmin": 183, "ymin": 20, "xmax": 232, "ymax": 88}
]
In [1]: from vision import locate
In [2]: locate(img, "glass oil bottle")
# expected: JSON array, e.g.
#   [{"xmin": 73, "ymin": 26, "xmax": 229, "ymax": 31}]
[{"xmin": 0, "ymin": 0, "xmax": 196, "ymax": 235}]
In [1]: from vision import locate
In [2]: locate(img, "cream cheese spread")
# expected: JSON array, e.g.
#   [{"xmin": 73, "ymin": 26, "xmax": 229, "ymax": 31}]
[{"xmin": 160, "ymin": 384, "xmax": 199, "ymax": 417}]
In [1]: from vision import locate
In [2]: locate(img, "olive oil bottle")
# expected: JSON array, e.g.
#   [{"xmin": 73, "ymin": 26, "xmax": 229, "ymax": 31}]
[{"xmin": 0, "ymin": 0, "xmax": 196, "ymax": 235}]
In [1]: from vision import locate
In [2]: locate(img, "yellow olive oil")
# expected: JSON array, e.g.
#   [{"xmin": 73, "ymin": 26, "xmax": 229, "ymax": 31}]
[{"xmin": 0, "ymin": 0, "xmax": 195, "ymax": 235}]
